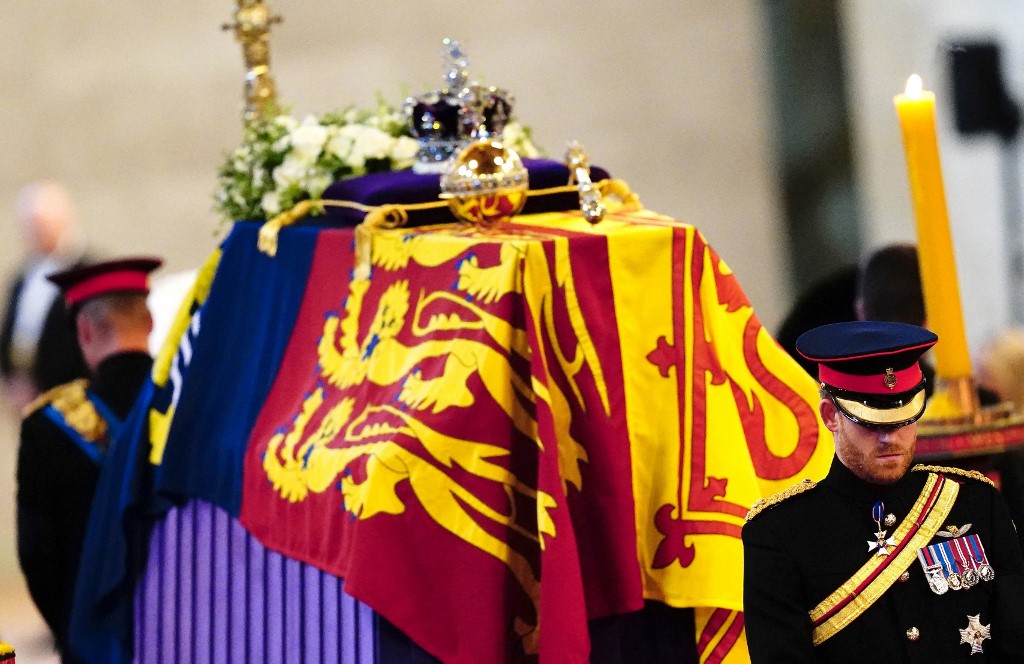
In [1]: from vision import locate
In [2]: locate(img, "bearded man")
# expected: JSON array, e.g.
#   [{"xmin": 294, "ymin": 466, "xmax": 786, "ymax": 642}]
[{"xmin": 743, "ymin": 321, "xmax": 1024, "ymax": 662}]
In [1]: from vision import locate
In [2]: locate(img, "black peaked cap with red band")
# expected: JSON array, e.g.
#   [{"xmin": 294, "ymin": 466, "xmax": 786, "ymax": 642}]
[
  {"xmin": 796, "ymin": 321, "xmax": 938, "ymax": 428},
  {"xmin": 47, "ymin": 256, "xmax": 163, "ymax": 313}
]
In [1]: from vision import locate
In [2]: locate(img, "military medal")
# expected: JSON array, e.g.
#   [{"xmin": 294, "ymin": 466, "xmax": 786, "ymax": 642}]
[
  {"xmin": 919, "ymin": 540, "xmax": 963, "ymax": 591},
  {"xmin": 959, "ymin": 614, "xmax": 991, "ymax": 655},
  {"xmin": 951, "ymin": 538, "xmax": 980, "ymax": 588},
  {"xmin": 868, "ymin": 501, "xmax": 895, "ymax": 557},
  {"xmin": 966, "ymin": 533, "xmax": 996, "ymax": 582},
  {"xmin": 918, "ymin": 533, "xmax": 995, "ymax": 594},
  {"xmin": 939, "ymin": 542, "xmax": 964, "ymax": 590},
  {"xmin": 917, "ymin": 546, "xmax": 950, "ymax": 595}
]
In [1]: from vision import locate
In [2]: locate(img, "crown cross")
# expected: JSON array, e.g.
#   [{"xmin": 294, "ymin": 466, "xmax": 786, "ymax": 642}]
[{"xmin": 404, "ymin": 39, "xmax": 515, "ymax": 173}]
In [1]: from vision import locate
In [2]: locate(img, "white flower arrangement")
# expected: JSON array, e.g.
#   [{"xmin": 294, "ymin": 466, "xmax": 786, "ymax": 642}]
[{"xmin": 215, "ymin": 100, "xmax": 541, "ymax": 223}]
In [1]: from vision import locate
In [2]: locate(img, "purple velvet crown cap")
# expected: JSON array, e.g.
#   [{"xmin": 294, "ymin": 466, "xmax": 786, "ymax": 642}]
[
  {"xmin": 310, "ymin": 158, "xmax": 611, "ymax": 228},
  {"xmin": 406, "ymin": 91, "xmax": 463, "ymax": 142}
]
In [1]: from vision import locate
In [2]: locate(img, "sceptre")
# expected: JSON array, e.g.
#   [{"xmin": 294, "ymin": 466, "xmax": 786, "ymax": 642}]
[{"xmin": 222, "ymin": 0, "xmax": 282, "ymax": 125}]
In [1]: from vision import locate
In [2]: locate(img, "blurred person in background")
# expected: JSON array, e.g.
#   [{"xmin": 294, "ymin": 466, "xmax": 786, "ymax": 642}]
[
  {"xmin": 0, "ymin": 182, "xmax": 89, "ymax": 414},
  {"xmin": 976, "ymin": 328, "xmax": 1024, "ymax": 562},
  {"xmin": 854, "ymin": 243, "xmax": 999, "ymax": 405},
  {"xmin": 17, "ymin": 257, "xmax": 160, "ymax": 663},
  {"xmin": 976, "ymin": 329, "xmax": 1024, "ymax": 413},
  {"xmin": 854, "ymin": 243, "xmax": 925, "ymax": 326}
]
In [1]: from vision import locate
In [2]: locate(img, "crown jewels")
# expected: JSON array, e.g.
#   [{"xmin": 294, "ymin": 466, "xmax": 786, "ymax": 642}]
[
  {"xmin": 440, "ymin": 139, "xmax": 528, "ymax": 228},
  {"xmin": 405, "ymin": 38, "xmax": 515, "ymax": 173},
  {"xmin": 458, "ymin": 83, "xmax": 513, "ymax": 140}
]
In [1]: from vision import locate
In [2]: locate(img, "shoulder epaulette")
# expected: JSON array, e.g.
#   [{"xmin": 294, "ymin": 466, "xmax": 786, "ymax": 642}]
[
  {"xmin": 22, "ymin": 379, "xmax": 90, "ymax": 417},
  {"xmin": 911, "ymin": 464, "xmax": 996, "ymax": 488},
  {"xmin": 21, "ymin": 378, "xmax": 107, "ymax": 443},
  {"xmin": 745, "ymin": 478, "xmax": 817, "ymax": 522}
]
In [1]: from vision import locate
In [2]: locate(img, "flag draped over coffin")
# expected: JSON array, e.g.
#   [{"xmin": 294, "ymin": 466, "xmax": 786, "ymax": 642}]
[{"xmin": 74, "ymin": 206, "xmax": 832, "ymax": 663}]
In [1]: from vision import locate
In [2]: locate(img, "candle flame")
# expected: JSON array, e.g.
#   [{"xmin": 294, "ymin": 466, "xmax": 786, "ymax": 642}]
[{"xmin": 905, "ymin": 74, "xmax": 923, "ymax": 98}]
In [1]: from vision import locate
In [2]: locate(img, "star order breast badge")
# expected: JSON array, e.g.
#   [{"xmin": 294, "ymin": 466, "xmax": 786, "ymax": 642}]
[
  {"xmin": 959, "ymin": 614, "xmax": 991, "ymax": 654},
  {"xmin": 868, "ymin": 530, "xmax": 896, "ymax": 557}
]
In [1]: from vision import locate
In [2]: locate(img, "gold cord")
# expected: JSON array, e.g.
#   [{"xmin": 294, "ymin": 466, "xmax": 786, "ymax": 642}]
[{"xmin": 256, "ymin": 178, "xmax": 641, "ymax": 258}]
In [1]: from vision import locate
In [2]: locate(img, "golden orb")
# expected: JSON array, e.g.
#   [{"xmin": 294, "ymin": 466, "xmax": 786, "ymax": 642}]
[{"xmin": 440, "ymin": 139, "xmax": 529, "ymax": 228}]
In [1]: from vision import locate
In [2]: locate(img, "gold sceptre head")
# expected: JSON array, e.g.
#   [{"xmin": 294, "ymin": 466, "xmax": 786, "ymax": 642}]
[{"xmin": 222, "ymin": 0, "xmax": 283, "ymax": 125}]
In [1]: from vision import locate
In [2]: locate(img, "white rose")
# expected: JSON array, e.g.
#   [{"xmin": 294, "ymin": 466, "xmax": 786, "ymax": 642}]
[
  {"xmin": 502, "ymin": 123, "xmax": 522, "ymax": 145},
  {"xmin": 274, "ymin": 115, "xmax": 299, "ymax": 131},
  {"xmin": 261, "ymin": 190, "xmax": 282, "ymax": 215},
  {"xmin": 503, "ymin": 122, "xmax": 539, "ymax": 158},
  {"xmin": 272, "ymin": 134, "xmax": 291, "ymax": 153},
  {"xmin": 336, "ymin": 124, "xmax": 367, "ymax": 169},
  {"xmin": 290, "ymin": 115, "xmax": 329, "ymax": 161},
  {"xmin": 390, "ymin": 136, "xmax": 420, "ymax": 168},
  {"xmin": 273, "ymin": 153, "xmax": 310, "ymax": 187},
  {"xmin": 352, "ymin": 126, "xmax": 393, "ymax": 161},
  {"xmin": 304, "ymin": 171, "xmax": 332, "ymax": 199},
  {"xmin": 325, "ymin": 128, "xmax": 354, "ymax": 161}
]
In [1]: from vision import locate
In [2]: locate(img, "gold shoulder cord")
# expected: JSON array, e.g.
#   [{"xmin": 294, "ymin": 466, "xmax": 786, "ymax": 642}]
[
  {"xmin": 912, "ymin": 463, "xmax": 996, "ymax": 488},
  {"xmin": 745, "ymin": 478, "xmax": 817, "ymax": 522}
]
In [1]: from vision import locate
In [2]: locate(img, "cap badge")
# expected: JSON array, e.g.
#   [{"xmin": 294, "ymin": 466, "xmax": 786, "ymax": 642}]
[{"xmin": 883, "ymin": 367, "xmax": 898, "ymax": 390}]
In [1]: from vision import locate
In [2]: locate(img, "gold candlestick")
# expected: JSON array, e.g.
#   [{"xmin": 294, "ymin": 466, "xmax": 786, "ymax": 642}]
[{"xmin": 222, "ymin": 1, "xmax": 282, "ymax": 125}]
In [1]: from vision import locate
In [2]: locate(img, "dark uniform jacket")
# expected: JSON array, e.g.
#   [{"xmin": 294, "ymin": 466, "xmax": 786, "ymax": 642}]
[
  {"xmin": 16, "ymin": 351, "xmax": 152, "ymax": 663},
  {"xmin": 743, "ymin": 457, "xmax": 1024, "ymax": 662}
]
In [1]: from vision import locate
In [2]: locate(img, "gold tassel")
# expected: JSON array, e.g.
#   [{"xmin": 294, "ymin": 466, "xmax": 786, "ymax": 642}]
[
  {"xmin": 597, "ymin": 179, "xmax": 642, "ymax": 211},
  {"xmin": 353, "ymin": 205, "xmax": 413, "ymax": 279},
  {"xmin": 257, "ymin": 199, "xmax": 321, "ymax": 257}
]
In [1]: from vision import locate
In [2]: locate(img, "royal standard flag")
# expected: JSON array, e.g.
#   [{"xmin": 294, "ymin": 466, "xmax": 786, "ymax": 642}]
[
  {"xmin": 235, "ymin": 205, "xmax": 831, "ymax": 662},
  {"xmin": 74, "ymin": 200, "xmax": 830, "ymax": 663}
]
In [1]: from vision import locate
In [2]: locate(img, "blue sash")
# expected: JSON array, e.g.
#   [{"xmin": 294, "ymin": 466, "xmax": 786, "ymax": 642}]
[{"xmin": 40, "ymin": 391, "xmax": 123, "ymax": 465}]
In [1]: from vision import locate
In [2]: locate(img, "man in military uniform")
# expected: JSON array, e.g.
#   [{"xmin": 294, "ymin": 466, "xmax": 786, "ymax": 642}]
[
  {"xmin": 743, "ymin": 321, "xmax": 1024, "ymax": 662},
  {"xmin": 16, "ymin": 257, "xmax": 161, "ymax": 663}
]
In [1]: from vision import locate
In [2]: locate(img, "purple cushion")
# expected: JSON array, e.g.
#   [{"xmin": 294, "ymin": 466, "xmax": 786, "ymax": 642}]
[{"xmin": 317, "ymin": 158, "xmax": 611, "ymax": 227}]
